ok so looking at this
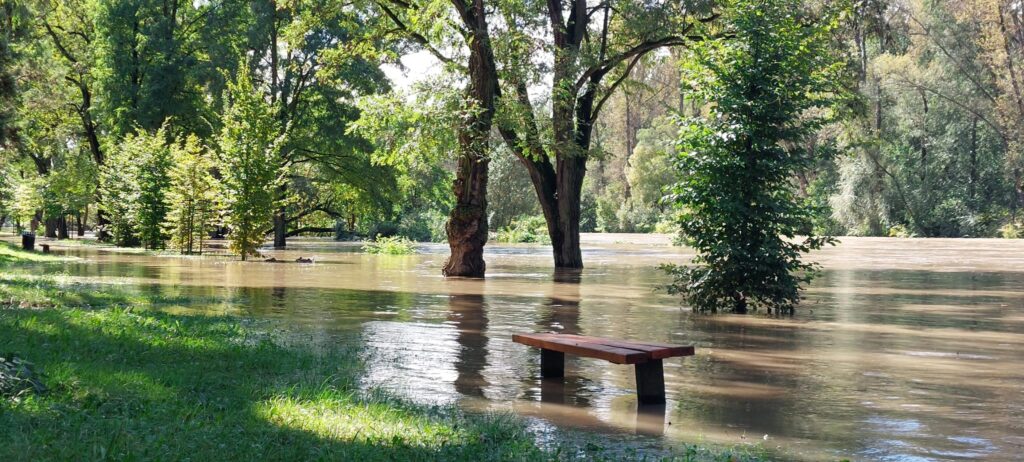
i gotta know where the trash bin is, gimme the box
[21,232,35,251]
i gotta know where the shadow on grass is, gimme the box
[0,307,546,461]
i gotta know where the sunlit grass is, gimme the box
[0,241,69,264]
[0,306,552,460]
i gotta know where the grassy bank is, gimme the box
[0,241,69,264]
[1,255,766,461]
[1,307,552,460]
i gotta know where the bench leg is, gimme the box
[540,349,564,378]
[635,359,665,405]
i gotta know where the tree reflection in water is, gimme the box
[448,293,489,398]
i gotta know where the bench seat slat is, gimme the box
[512,334,649,364]
[545,334,695,359]
[512,333,694,364]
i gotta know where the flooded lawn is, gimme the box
[7,235,1024,460]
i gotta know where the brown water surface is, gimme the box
[8,235,1024,460]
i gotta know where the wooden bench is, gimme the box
[513,333,694,405]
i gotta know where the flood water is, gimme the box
[7,235,1024,461]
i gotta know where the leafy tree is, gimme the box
[165,134,220,254]
[135,127,173,249]
[663,0,847,314]
[0,0,26,146]
[242,0,389,249]
[100,132,149,246]
[218,72,283,261]
[41,152,97,238]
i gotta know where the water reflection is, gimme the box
[7,236,1024,460]
[449,293,489,398]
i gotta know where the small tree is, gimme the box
[136,127,173,249]
[663,0,847,314]
[218,72,283,261]
[100,135,143,246]
[165,134,220,254]
[100,128,171,248]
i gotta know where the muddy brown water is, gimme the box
[6,235,1024,460]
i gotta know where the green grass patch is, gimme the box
[362,235,417,255]
[0,307,554,461]
[0,242,68,264]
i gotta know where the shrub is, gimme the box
[362,235,416,255]
[664,0,845,314]
[1000,222,1022,239]
[495,215,550,244]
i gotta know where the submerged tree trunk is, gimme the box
[442,0,498,278]
[443,154,490,277]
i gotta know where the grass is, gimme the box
[362,235,417,255]
[0,268,767,460]
[0,242,69,264]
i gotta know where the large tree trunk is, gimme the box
[57,216,69,239]
[273,205,286,249]
[554,156,586,268]
[442,0,498,278]
[443,132,491,277]
[44,217,57,238]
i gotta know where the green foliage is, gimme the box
[495,215,550,244]
[627,117,678,211]
[41,154,96,224]
[362,235,416,255]
[100,133,144,246]
[10,175,42,227]
[665,0,846,314]
[887,224,915,238]
[999,222,1022,239]
[135,128,173,249]
[99,128,172,248]
[218,72,283,261]
[488,150,540,230]
[94,0,210,136]
[165,134,221,254]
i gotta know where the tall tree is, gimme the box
[664,0,846,313]
[245,0,388,250]
[165,134,220,254]
[218,71,285,261]
[134,127,173,249]
[372,0,500,276]
[494,0,716,268]
[39,0,110,235]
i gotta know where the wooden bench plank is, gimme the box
[512,333,650,364]
[545,334,695,359]
[515,332,694,405]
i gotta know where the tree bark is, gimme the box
[273,205,286,248]
[442,0,498,278]
[57,216,69,239]
[44,217,57,238]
